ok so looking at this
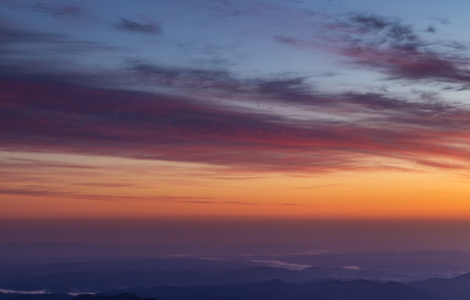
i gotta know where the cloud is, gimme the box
[1,13,470,174]
[127,60,457,119]
[129,60,237,90]
[116,18,162,34]
[0,27,64,45]
[1,157,98,170]
[326,13,470,87]
[127,60,331,108]
[344,46,470,85]
[0,25,119,63]
[74,182,137,188]
[342,265,360,271]
[251,259,311,270]
[0,186,209,202]
[2,74,470,173]
[274,35,309,47]
[333,13,420,48]
[0,185,270,205]
[0,188,63,197]
[275,12,470,88]
[32,2,85,19]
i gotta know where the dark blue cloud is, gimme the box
[116,18,162,34]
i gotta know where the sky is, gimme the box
[2,0,470,250]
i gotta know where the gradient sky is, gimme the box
[2,0,470,249]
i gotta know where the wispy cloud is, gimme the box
[74,182,137,188]
[1,7,470,175]
[116,18,162,34]
[324,13,470,88]
[0,185,283,206]
[31,2,85,19]
[1,157,99,170]
[2,72,470,173]
[0,26,119,65]
[0,186,209,202]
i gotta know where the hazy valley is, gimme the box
[2,244,470,300]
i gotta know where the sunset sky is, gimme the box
[2,0,470,249]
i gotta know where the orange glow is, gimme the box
[1,151,470,221]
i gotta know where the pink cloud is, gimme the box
[2,78,470,173]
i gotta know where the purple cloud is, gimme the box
[1,74,470,173]
[327,13,470,87]
[1,10,470,174]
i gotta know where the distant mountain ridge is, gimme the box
[2,252,470,300]
[0,265,407,291]
[3,251,470,292]
[0,293,156,300]
[7,274,470,300]
[120,280,436,300]
[0,281,437,300]
[411,272,470,300]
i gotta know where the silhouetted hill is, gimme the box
[0,293,70,300]
[0,280,442,300]
[2,253,470,297]
[275,251,470,277]
[122,280,436,300]
[0,259,262,292]
[3,250,470,293]
[0,266,397,292]
[0,258,260,276]
[412,272,470,300]
[73,293,156,300]
[0,293,155,300]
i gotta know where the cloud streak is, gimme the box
[116,18,162,34]
[0,185,294,206]
[32,2,85,19]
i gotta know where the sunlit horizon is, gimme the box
[2,0,470,252]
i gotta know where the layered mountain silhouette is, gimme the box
[411,272,470,300]
[0,265,394,291]
[119,280,436,300]
[2,253,470,300]
[0,282,436,300]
